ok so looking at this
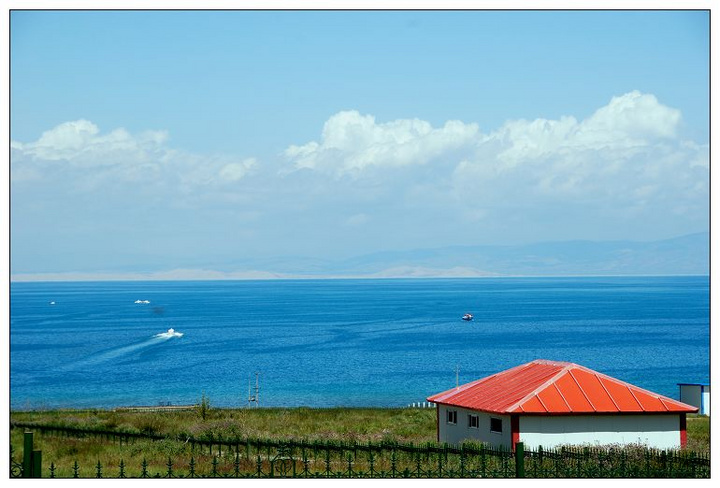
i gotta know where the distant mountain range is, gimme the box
[325,232,710,278]
[11,232,709,281]
[217,232,709,279]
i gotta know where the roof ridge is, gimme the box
[505,361,573,412]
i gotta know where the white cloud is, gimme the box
[218,158,257,182]
[488,91,684,170]
[281,92,706,235]
[11,120,258,192]
[11,92,707,257]
[15,119,100,160]
[577,91,681,143]
[491,116,579,169]
[284,110,480,176]
[13,119,169,166]
[286,91,689,181]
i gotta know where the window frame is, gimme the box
[468,414,479,429]
[446,410,458,425]
[490,417,503,434]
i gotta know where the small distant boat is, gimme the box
[49,301,56,305]
[462,313,473,321]
[134,300,151,304]
[164,328,184,338]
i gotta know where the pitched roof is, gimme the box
[427,360,698,415]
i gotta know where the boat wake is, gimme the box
[154,328,184,339]
[66,329,183,369]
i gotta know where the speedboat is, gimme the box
[134,300,151,304]
[155,327,183,338]
[462,313,473,321]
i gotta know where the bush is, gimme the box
[197,393,211,421]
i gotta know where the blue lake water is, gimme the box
[9,276,709,410]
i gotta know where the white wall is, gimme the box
[519,414,682,450]
[437,405,512,448]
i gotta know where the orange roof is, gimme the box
[427,360,698,415]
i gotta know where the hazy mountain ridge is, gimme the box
[10,233,709,281]
[342,232,709,277]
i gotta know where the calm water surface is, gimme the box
[10,276,709,409]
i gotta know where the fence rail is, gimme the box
[10,423,710,478]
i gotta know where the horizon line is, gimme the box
[9,271,710,284]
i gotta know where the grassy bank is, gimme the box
[11,407,439,477]
[11,406,438,444]
[10,407,710,477]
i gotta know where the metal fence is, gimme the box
[10,425,710,478]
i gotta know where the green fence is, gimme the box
[10,424,710,478]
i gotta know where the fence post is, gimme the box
[22,432,35,478]
[22,432,32,477]
[32,450,42,478]
[514,442,525,478]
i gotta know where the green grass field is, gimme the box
[10,406,710,478]
[12,406,438,443]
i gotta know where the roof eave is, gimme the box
[429,402,696,416]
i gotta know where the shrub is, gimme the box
[197,393,211,421]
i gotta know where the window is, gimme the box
[446,410,457,424]
[468,414,479,429]
[490,417,503,433]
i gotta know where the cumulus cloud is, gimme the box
[284,110,480,176]
[285,91,687,178]
[577,91,681,143]
[11,120,257,191]
[470,91,692,192]
[12,119,169,166]
[11,91,707,246]
[487,92,686,175]
[283,91,706,231]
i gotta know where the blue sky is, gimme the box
[9,9,710,278]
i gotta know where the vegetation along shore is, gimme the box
[10,405,710,478]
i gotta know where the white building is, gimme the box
[427,360,697,450]
[678,383,710,416]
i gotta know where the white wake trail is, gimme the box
[66,330,182,369]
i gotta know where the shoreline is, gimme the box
[10,405,421,413]
[9,273,710,283]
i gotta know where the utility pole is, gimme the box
[254,371,260,407]
[248,371,260,408]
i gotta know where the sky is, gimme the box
[7,8,711,278]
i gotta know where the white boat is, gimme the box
[134,300,151,304]
[462,313,473,321]
[162,328,183,338]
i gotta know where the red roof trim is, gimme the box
[568,369,597,412]
[658,397,671,411]
[625,384,647,411]
[535,393,550,413]
[553,382,572,412]
[596,376,621,411]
